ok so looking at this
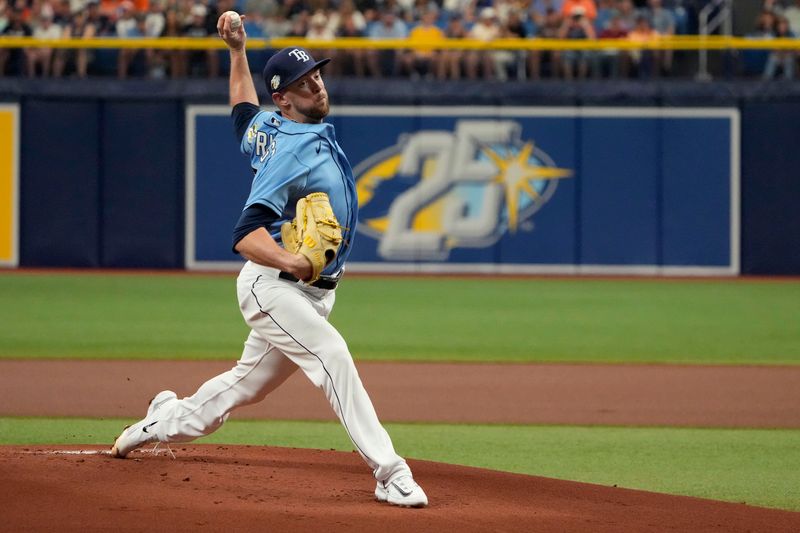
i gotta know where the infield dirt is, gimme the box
[3,445,800,532]
[2,360,800,427]
[2,360,800,531]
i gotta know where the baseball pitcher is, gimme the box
[110,11,428,508]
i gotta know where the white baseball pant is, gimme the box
[150,260,411,483]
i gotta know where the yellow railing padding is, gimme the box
[0,35,799,51]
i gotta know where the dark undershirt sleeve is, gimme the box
[231,203,280,254]
[232,102,261,142]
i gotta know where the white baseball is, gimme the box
[228,11,241,30]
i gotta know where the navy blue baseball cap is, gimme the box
[263,47,331,95]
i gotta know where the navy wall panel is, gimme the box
[102,101,183,267]
[661,118,732,266]
[579,117,660,265]
[740,103,800,274]
[20,100,101,267]
[193,114,251,262]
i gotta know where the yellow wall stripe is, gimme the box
[0,105,19,266]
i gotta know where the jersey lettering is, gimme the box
[255,131,277,162]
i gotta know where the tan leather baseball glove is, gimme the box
[281,192,343,283]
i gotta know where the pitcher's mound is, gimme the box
[1,445,797,532]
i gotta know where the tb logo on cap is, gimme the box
[288,49,310,62]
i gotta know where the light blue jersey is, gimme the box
[240,110,358,276]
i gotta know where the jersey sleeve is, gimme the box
[239,109,268,156]
[232,103,261,145]
[231,202,279,254]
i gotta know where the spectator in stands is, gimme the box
[286,9,309,37]
[280,0,311,21]
[562,0,597,21]
[558,5,596,79]
[498,7,528,80]
[204,0,235,76]
[162,5,186,77]
[176,0,197,26]
[9,0,29,20]
[507,4,531,38]
[367,7,409,77]
[306,10,336,42]
[594,0,615,31]
[492,0,514,24]
[505,9,530,40]
[25,0,50,23]
[442,0,474,22]
[530,6,563,78]
[144,0,167,78]
[596,13,628,77]
[238,0,266,38]
[615,0,637,31]
[752,9,777,38]
[0,8,32,76]
[354,0,380,24]
[784,0,800,35]
[306,10,337,73]
[336,5,368,76]
[439,12,467,80]
[244,0,278,20]
[182,2,217,77]
[329,0,366,33]
[99,0,128,20]
[465,7,503,80]
[114,0,136,34]
[25,11,61,77]
[52,5,94,77]
[52,0,74,28]
[763,16,795,80]
[626,14,659,77]
[408,0,440,24]
[86,1,114,36]
[116,1,141,79]
[399,7,444,79]
[368,6,409,40]
[762,0,785,18]
[530,0,566,25]
[262,3,292,37]
[645,0,675,75]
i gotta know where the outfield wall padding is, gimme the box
[2,79,799,274]
[101,101,183,268]
[740,102,800,276]
[21,100,102,267]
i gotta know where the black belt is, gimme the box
[278,271,339,290]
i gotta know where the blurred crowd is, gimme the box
[0,0,795,80]
[748,0,799,80]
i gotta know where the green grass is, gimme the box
[2,417,799,512]
[1,273,799,364]
[0,274,249,359]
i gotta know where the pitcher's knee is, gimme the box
[321,340,354,370]
[303,341,355,388]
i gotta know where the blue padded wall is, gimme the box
[101,101,183,267]
[740,102,800,274]
[7,78,800,274]
[20,100,101,267]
